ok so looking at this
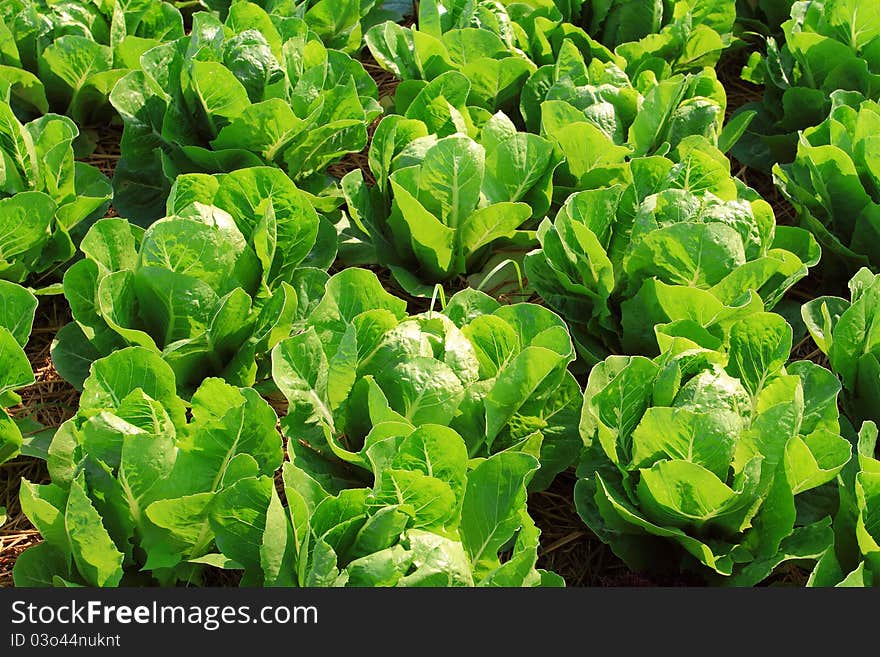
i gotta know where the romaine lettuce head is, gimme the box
[520,38,636,136]
[525,137,820,364]
[0,280,37,465]
[575,312,851,583]
[0,100,111,286]
[109,3,382,224]
[0,0,184,123]
[340,108,560,296]
[733,0,795,37]
[197,437,560,586]
[14,347,284,586]
[598,0,736,76]
[366,0,539,117]
[802,268,880,426]
[775,92,880,273]
[52,167,335,394]
[514,0,735,76]
[271,269,581,491]
[366,0,732,142]
[205,0,411,53]
[365,0,734,123]
[16,344,560,588]
[733,0,880,172]
[809,421,880,587]
[537,63,729,190]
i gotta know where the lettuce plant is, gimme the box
[0,0,184,123]
[838,421,880,586]
[511,0,736,77]
[733,0,880,171]
[518,38,634,135]
[209,0,413,53]
[365,0,734,120]
[201,440,560,586]
[524,137,819,364]
[271,268,581,491]
[802,268,880,427]
[366,0,538,116]
[0,100,112,286]
[531,46,731,171]
[0,280,37,465]
[774,92,880,271]
[109,3,382,224]
[734,0,796,37]
[14,347,284,586]
[575,312,852,584]
[340,105,559,295]
[809,421,880,586]
[52,167,334,394]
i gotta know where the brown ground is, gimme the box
[1,296,77,587]
[84,124,123,180]
[531,472,655,586]
[0,42,828,589]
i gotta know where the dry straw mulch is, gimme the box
[83,124,123,180]
[1,296,77,587]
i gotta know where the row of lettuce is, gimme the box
[9,0,878,280]
[0,0,878,586]
[7,1,877,294]
[733,0,880,273]
[0,0,848,293]
[4,260,880,586]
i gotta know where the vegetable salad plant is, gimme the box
[212,0,414,53]
[810,421,880,586]
[0,280,37,465]
[575,312,852,584]
[518,38,634,136]
[733,0,880,171]
[0,0,185,124]
[366,0,539,117]
[525,136,819,364]
[802,268,880,428]
[340,107,560,295]
[109,3,382,223]
[774,91,880,271]
[16,344,558,587]
[366,0,735,120]
[14,347,285,586]
[0,99,111,287]
[52,167,334,394]
[734,0,796,37]
[511,0,737,77]
[203,438,559,586]
[533,49,737,184]
[271,268,581,492]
